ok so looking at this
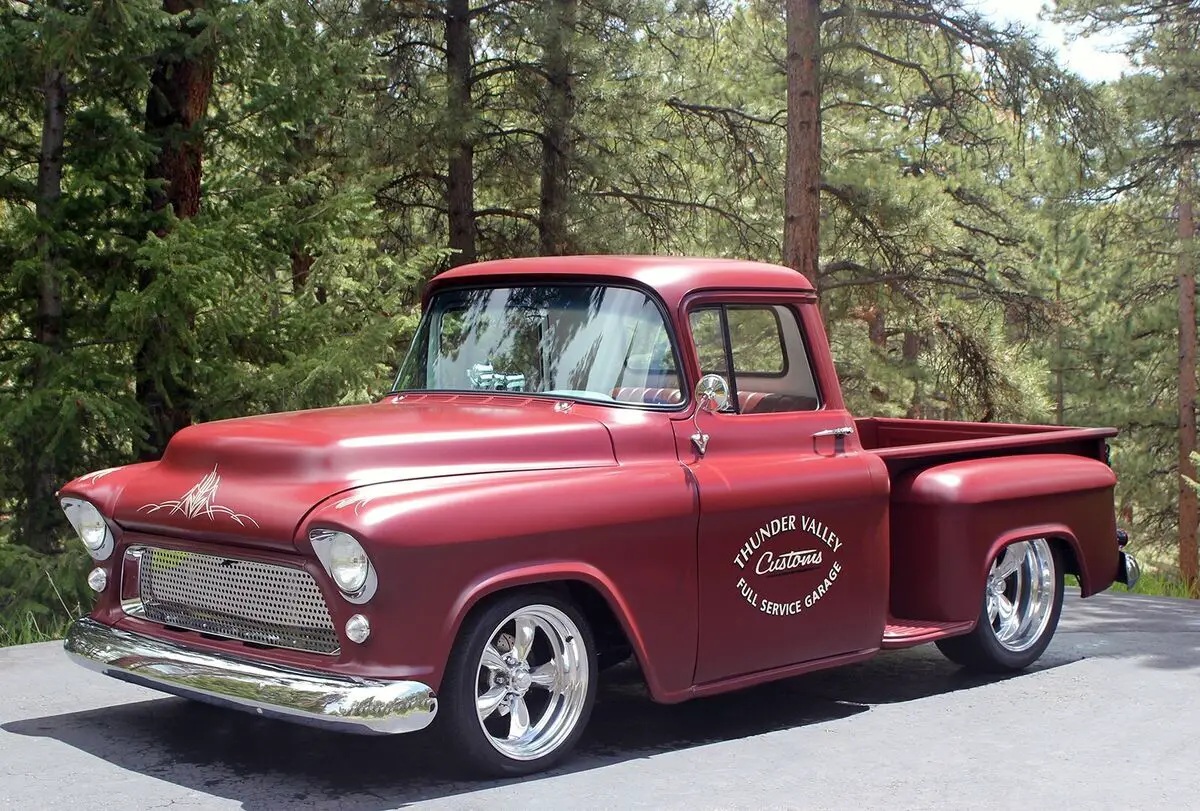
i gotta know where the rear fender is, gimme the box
[889,453,1119,622]
[984,524,1090,594]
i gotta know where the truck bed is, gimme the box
[855,417,1117,475]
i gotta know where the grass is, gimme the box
[0,611,73,647]
[1105,570,1193,598]
[1069,568,1193,598]
[0,526,93,648]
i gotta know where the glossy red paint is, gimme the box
[60,256,1128,713]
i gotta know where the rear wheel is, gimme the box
[936,538,1064,672]
[436,591,596,777]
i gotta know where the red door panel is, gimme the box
[676,412,890,685]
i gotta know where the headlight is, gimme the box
[61,498,114,561]
[330,533,369,593]
[310,530,376,602]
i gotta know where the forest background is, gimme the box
[1,0,1197,644]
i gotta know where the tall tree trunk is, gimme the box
[136,0,215,459]
[1055,278,1065,425]
[903,330,923,418]
[291,249,324,302]
[538,0,576,256]
[1178,159,1199,593]
[288,127,326,303]
[20,61,68,551]
[446,0,475,266]
[1053,218,1065,425]
[783,0,821,292]
[144,0,213,222]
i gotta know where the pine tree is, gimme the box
[1055,0,1200,589]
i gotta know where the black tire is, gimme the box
[936,540,1065,673]
[598,644,633,672]
[435,589,598,777]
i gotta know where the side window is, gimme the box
[687,303,820,414]
[727,307,786,375]
[689,308,728,377]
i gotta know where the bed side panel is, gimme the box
[888,453,1119,622]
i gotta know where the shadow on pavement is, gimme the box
[4,646,1045,810]
[1056,590,1200,672]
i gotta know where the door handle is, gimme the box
[813,425,853,454]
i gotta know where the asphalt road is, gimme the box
[2,590,1196,810]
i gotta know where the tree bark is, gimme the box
[783,0,821,292]
[20,61,68,551]
[538,0,576,256]
[288,127,326,303]
[291,248,325,304]
[903,330,923,418]
[446,0,475,266]
[1053,218,1065,425]
[144,0,214,222]
[1178,159,1199,592]
[136,0,215,459]
[1055,278,1065,425]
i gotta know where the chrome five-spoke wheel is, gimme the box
[475,605,590,761]
[438,591,597,776]
[984,539,1056,652]
[937,537,1065,672]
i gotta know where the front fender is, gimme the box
[889,453,1119,622]
[301,463,698,699]
[442,560,670,696]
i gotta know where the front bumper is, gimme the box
[64,618,437,735]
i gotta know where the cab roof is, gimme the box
[425,256,815,310]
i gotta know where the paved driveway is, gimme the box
[2,590,1196,810]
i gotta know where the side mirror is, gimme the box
[690,374,728,456]
[696,374,730,414]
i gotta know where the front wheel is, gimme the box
[436,591,597,777]
[936,538,1064,672]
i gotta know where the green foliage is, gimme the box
[1186,452,1200,498]
[1068,571,1193,599]
[1,0,1198,643]
[0,540,94,646]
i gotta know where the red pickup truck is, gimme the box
[61,256,1138,776]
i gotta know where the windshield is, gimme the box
[394,284,684,406]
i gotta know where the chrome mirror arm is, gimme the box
[690,405,710,455]
[690,374,730,456]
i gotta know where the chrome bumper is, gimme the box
[64,618,437,735]
[1116,551,1141,590]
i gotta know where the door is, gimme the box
[675,298,890,685]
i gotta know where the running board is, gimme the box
[882,618,974,649]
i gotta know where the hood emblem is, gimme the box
[139,465,260,528]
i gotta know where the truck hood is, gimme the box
[109,399,616,550]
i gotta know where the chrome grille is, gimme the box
[128,546,339,655]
